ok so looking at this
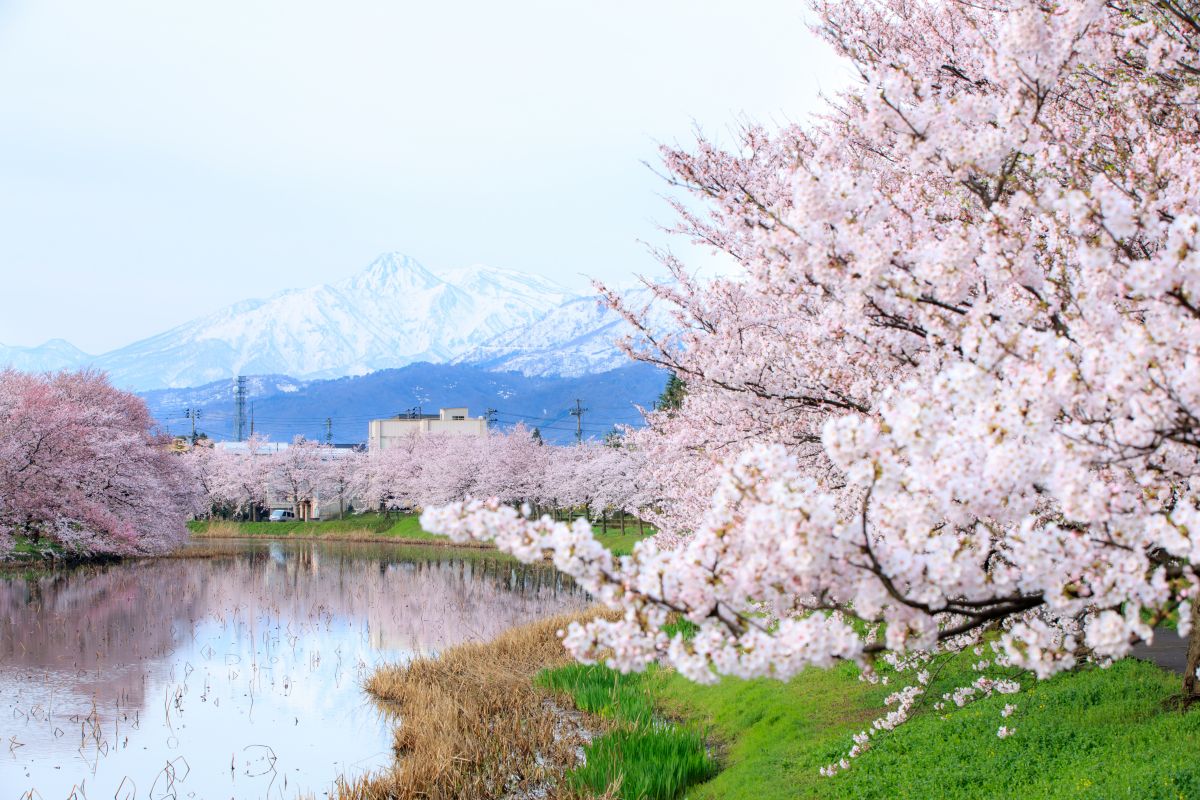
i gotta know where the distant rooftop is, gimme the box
[390,406,475,421]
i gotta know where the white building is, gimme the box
[368,406,488,451]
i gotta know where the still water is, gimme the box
[0,540,586,799]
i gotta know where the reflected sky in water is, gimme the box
[0,540,586,799]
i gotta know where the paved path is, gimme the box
[1131,637,1190,675]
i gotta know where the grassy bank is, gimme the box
[357,607,1200,800]
[190,512,653,554]
[0,536,122,572]
[538,647,1200,800]
[189,512,465,545]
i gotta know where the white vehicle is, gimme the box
[268,509,296,522]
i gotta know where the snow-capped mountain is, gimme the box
[0,339,93,373]
[458,286,674,377]
[84,253,577,389]
[3,253,672,389]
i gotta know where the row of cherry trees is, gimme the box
[417,0,1200,767]
[0,370,196,556]
[0,366,650,551]
[184,425,651,526]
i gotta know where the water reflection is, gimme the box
[0,540,585,799]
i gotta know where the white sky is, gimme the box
[0,0,849,353]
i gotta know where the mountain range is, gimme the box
[1,253,657,390]
[139,362,667,446]
[4,253,673,441]
[4,251,628,388]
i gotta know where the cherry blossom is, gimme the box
[418,0,1200,769]
[0,370,196,556]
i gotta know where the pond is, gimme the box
[0,539,587,799]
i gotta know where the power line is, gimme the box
[569,399,588,444]
[183,408,202,445]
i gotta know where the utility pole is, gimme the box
[234,376,248,441]
[569,399,588,444]
[325,417,333,445]
[250,402,255,437]
[184,408,202,446]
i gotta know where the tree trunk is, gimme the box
[1184,591,1200,699]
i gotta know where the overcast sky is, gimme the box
[0,0,848,353]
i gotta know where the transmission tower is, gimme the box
[235,376,248,441]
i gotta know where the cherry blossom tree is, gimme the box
[585,440,646,531]
[320,447,366,519]
[478,424,550,507]
[360,435,421,514]
[182,439,226,518]
[272,436,329,520]
[420,0,1200,767]
[0,370,196,556]
[346,426,645,525]
[217,435,275,520]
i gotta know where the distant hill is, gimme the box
[0,339,93,373]
[141,361,667,446]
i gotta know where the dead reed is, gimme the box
[336,609,619,800]
[189,520,247,538]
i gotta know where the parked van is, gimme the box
[268,509,296,522]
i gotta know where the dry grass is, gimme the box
[336,609,619,800]
[190,520,253,538]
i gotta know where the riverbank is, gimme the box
[189,513,652,555]
[334,610,616,799]
[349,612,1200,800]
[0,537,122,574]
[188,512,461,544]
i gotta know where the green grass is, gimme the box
[643,654,1200,800]
[829,659,1200,800]
[536,663,716,799]
[592,529,653,557]
[379,514,450,542]
[9,535,68,557]
[572,725,713,800]
[191,513,646,553]
[535,612,1200,799]
[189,512,446,542]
